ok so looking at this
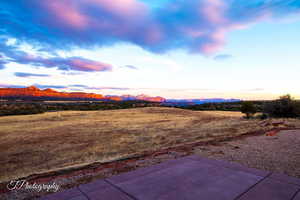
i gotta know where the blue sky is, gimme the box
[0,0,300,100]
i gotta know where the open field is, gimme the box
[1,107,300,183]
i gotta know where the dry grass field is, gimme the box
[1,107,299,183]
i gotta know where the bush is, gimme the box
[241,101,257,119]
[263,95,300,118]
[259,113,268,120]
[255,113,268,120]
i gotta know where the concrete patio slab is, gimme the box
[269,173,300,186]
[67,196,88,200]
[104,157,191,185]
[187,154,271,177]
[293,191,300,200]
[39,187,87,200]
[237,178,299,200]
[82,185,133,200]
[78,179,112,193]
[78,179,133,200]
[108,160,263,200]
[39,155,300,200]
[107,157,202,185]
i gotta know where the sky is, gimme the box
[0,0,300,100]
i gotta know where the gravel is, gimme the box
[194,129,300,178]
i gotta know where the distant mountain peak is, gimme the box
[43,88,56,92]
[26,86,40,90]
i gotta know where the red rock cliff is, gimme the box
[0,86,105,100]
[0,86,166,102]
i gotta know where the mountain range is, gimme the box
[0,86,240,104]
[0,86,166,102]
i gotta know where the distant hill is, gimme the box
[0,86,166,102]
[106,94,166,103]
[163,98,241,106]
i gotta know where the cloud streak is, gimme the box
[214,54,233,61]
[0,40,113,72]
[67,84,131,90]
[1,0,299,54]
[33,84,67,89]
[0,84,24,88]
[0,60,6,69]
[14,72,50,77]
[122,65,139,70]
[13,55,113,72]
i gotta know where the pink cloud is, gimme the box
[46,1,88,29]
[44,0,148,31]
[4,51,113,72]
[4,0,299,55]
[24,0,238,54]
[201,0,228,25]
[87,0,148,18]
[67,57,112,72]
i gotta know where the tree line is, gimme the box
[241,95,300,119]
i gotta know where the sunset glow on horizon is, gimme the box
[1,0,300,100]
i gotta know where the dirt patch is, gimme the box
[0,107,249,183]
[194,129,300,178]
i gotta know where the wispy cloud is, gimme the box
[242,88,265,92]
[0,60,6,69]
[85,86,130,90]
[122,65,139,70]
[69,84,88,88]
[68,84,130,90]
[14,72,50,77]
[0,48,8,69]
[32,84,67,89]
[0,83,68,89]
[214,54,233,61]
[0,40,113,72]
[0,84,24,88]
[14,55,113,72]
[1,0,299,54]
[61,71,82,75]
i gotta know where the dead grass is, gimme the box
[0,107,299,183]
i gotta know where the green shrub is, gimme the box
[263,95,300,118]
[241,101,257,119]
[255,113,268,120]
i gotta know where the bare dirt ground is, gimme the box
[1,107,300,199]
